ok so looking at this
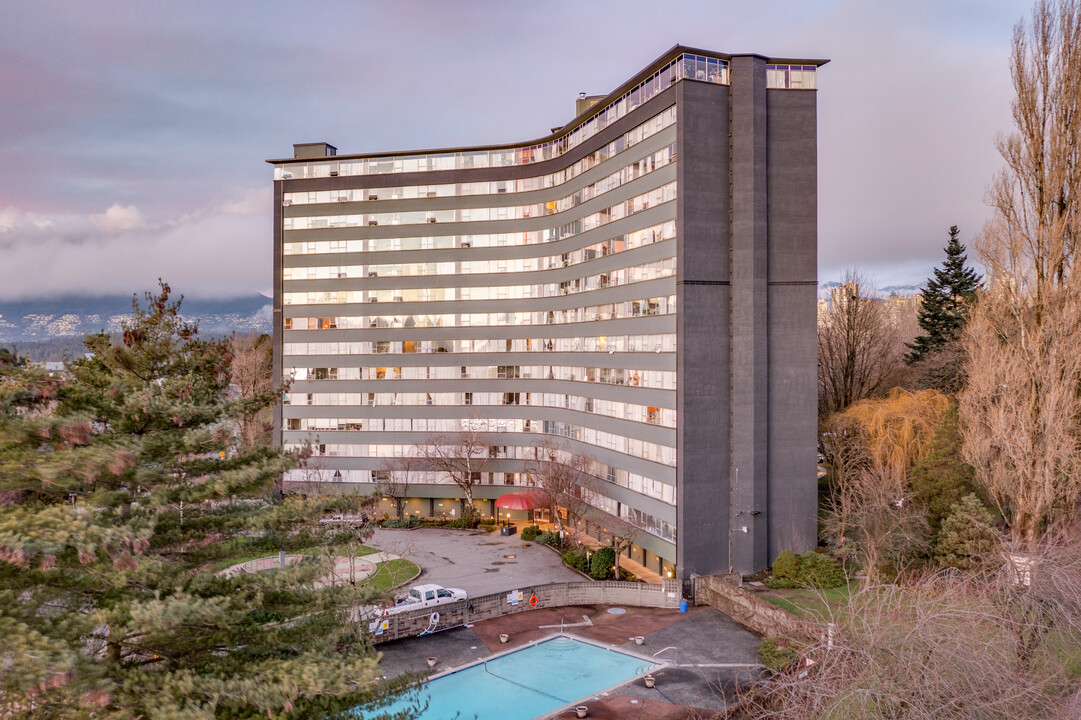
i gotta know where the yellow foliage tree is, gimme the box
[837,388,953,475]
[823,388,951,580]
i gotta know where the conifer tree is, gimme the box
[0,284,410,720]
[933,494,1001,571]
[909,403,980,532]
[906,226,982,363]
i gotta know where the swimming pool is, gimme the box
[367,635,658,720]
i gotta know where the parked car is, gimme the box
[320,513,367,529]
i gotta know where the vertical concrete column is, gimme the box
[728,55,770,573]
[675,80,731,579]
[766,91,820,560]
[272,180,284,450]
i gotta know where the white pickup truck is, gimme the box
[388,584,467,613]
[364,584,468,635]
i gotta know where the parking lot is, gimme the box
[368,526,583,597]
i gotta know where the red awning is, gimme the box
[494,489,551,511]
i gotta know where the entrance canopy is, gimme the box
[494,489,551,511]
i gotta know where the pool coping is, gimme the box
[421,631,670,719]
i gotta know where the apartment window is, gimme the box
[464,392,473,405]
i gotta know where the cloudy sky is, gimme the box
[0,0,1030,299]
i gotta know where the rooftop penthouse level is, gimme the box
[269,45,827,578]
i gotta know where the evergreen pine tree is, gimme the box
[933,494,1001,571]
[906,226,982,363]
[0,284,411,719]
[909,403,979,532]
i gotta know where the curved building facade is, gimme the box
[269,46,825,577]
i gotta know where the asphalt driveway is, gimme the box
[368,526,583,597]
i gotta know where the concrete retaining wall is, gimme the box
[693,574,816,641]
[369,579,681,644]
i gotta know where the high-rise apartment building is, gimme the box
[269,46,825,577]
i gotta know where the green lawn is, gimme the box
[362,559,420,592]
[760,581,855,620]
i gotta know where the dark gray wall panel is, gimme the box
[766,90,819,559]
[675,79,732,579]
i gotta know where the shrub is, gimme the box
[520,525,540,541]
[934,494,1001,571]
[562,548,590,573]
[772,550,800,580]
[759,636,798,672]
[535,531,558,546]
[591,547,616,579]
[765,550,845,589]
[383,516,421,529]
[796,551,846,588]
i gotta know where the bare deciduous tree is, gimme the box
[376,456,421,520]
[602,514,644,576]
[822,465,929,584]
[738,537,1081,720]
[415,430,490,521]
[817,271,907,416]
[228,333,274,450]
[525,439,596,535]
[960,283,1081,544]
[981,0,1080,303]
[961,0,1081,546]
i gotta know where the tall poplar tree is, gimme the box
[906,226,982,364]
[0,284,410,720]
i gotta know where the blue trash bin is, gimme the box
[679,599,688,613]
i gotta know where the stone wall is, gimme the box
[369,579,681,644]
[693,574,817,641]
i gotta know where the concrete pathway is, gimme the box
[569,530,666,584]
[218,550,406,589]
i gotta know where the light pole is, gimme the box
[728,468,737,573]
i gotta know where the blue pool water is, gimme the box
[365,636,657,720]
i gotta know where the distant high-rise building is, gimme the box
[268,46,827,577]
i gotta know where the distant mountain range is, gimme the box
[0,295,272,357]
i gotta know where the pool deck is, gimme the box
[374,603,762,718]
